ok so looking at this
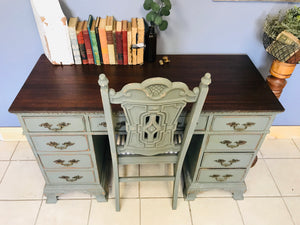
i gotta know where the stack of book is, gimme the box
[68,15,145,66]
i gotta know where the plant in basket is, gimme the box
[263,6,300,98]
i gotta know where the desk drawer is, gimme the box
[23,116,85,132]
[39,154,93,169]
[89,116,126,132]
[45,170,96,184]
[197,169,246,183]
[201,153,254,168]
[31,135,89,152]
[205,134,262,152]
[211,116,271,132]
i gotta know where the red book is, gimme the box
[76,21,88,64]
[122,20,128,65]
[82,21,94,64]
[115,21,123,65]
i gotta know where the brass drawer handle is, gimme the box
[220,140,247,148]
[115,121,126,130]
[99,121,125,130]
[54,159,80,167]
[47,141,75,150]
[39,122,71,131]
[210,174,233,182]
[214,159,240,167]
[59,175,83,182]
[226,122,255,131]
[99,122,107,127]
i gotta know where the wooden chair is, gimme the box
[98,73,211,211]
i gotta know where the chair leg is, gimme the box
[172,172,180,210]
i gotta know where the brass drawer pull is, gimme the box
[39,122,71,131]
[99,122,107,127]
[47,141,75,150]
[99,121,125,130]
[226,122,255,131]
[214,159,240,167]
[59,175,83,182]
[115,121,126,130]
[210,174,233,182]
[54,159,80,167]
[220,140,247,148]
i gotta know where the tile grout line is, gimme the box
[0,141,20,184]
[33,199,44,225]
[9,141,20,161]
[235,200,246,225]
[187,201,194,225]
[281,197,297,225]
[291,138,300,152]
[261,157,297,225]
[262,157,284,197]
[86,199,93,225]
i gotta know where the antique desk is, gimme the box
[9,54,284,203]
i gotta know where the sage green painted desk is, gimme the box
[9,54,284,203]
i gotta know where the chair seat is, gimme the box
[116,133,183,155]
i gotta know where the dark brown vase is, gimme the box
[144,26,157,62]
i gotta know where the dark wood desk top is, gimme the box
[9,54,284,113]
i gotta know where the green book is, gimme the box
[88,15,101,65]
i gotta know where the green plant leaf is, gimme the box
[159,20,168,30]
[163,0,172,10]
[146,11,157,22]
[151,2,160,13]
[143,0,152,10]
[154,15,163,25]
[160,7,170,16]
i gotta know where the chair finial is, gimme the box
[98,74,109,88]
[201,73,211,86]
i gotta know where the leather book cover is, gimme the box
[137,18,145,65]
[88,15,101,65]
[131,18,137,65]
[76,21,88,64]
[127,22,132,65]
[106,16,116,64]
[116,21,123,65]
[99,18,109,64]
[122,20,128,65]
[82,20,95,64]
[95,17,103,64]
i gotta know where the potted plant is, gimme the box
[143,0,172,62]
[263,6,300,98]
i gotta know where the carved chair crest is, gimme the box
[99,75,206,156]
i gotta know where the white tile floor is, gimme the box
[0,132,300,225]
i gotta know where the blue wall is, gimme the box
[1,0,299,127]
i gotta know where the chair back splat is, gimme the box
[98,73,211,211]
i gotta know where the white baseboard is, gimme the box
[0,126,299,141]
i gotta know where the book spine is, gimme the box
[116,31,123,65]
[137,18,145,65]
[106,30,116,64]
[83,29,95,64]
[77,31,88,64]
[99,28,109,64]
[122,30,128,65]
[95,27,103,64]
[90,30,101,65]
[69,27,82,64]
[127,23,132,65]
